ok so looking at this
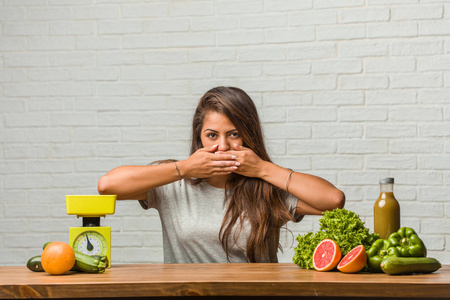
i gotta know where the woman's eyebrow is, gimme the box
[204,129,237,133]
[203,129,218,133]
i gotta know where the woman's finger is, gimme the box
[232,144,240,151]
[212,152,237,161]
[205,144,219,152]
[214,161,239,168]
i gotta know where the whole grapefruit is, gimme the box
[41,241,75,275]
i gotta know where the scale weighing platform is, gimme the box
[66,195,116,268]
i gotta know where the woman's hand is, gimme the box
[178,145,239,179]
[220,144,267,178]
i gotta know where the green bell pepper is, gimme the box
[367,239,400,273]
[388,227,427,257]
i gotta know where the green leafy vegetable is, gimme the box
[293,208,379,269]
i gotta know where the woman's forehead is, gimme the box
[202,112,235,130]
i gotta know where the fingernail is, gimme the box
[232,166,238,170]
[231,155,237,159]
[235,162,241,166]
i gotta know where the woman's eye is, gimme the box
[230,132,239,138]
[207,133,217,139]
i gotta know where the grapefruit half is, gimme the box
[312,239,341,271]
[337,244,367,273]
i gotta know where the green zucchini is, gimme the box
[91,255,109,268]
[42,241,52,250]
[72,251,107,273]
[380,256,441,275]
[26,255,44,272]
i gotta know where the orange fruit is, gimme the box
[312,239,341,271]
[337,245,367,273]
[41,241,75,275]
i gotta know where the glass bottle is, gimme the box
[374,177,400,240]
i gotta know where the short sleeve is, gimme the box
[138,161,171,210]
[138,187,162,210]
[286,193,304,222]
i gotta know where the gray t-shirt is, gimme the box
[139,179,302,263]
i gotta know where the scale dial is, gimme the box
[73,230,108,256]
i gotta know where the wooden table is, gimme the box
[1,264,449,299]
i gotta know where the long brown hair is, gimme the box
[189,86,295,262]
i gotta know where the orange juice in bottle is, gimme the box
[374,177,400,239]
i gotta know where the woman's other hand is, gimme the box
[219,144,267,178]
[178,144,239,179]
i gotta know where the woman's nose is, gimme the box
[217,137,230,151]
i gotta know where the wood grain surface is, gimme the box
[1,263,449,299]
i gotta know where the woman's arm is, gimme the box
[259,162,345,215]
[97,144,238,200]
[226,145,345,215]
[97,163,180,200]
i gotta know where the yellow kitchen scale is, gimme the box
[66,195,116,268]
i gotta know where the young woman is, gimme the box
[97,86,345,263]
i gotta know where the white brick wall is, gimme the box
[1,0,449,266]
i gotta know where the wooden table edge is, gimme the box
[1,264,449,299]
